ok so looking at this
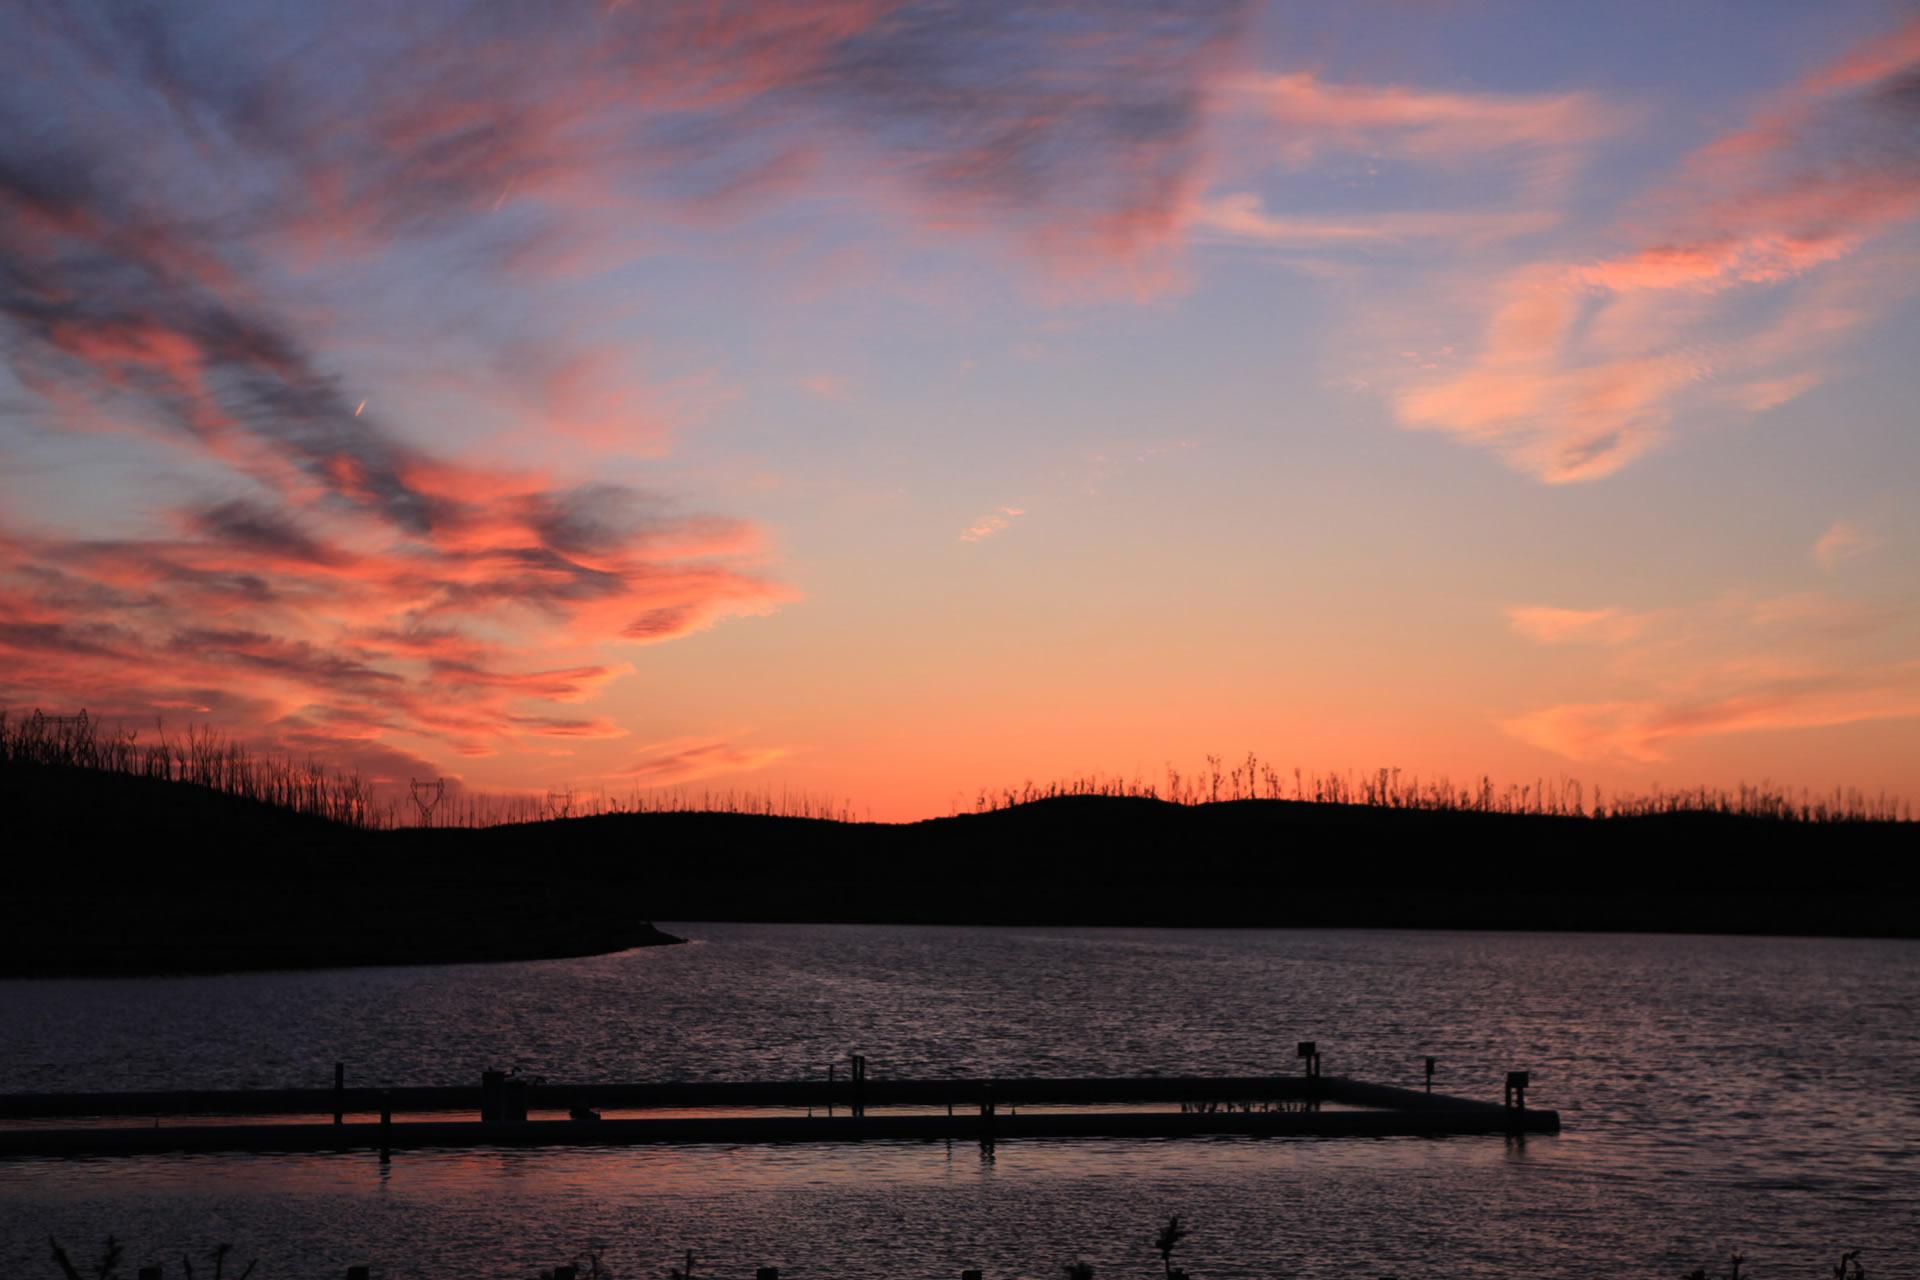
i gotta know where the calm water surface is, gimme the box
[1,925,1915,1277]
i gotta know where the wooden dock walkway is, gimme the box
[0,1068,1559,1157]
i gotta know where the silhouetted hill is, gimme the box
[2,763,680,977]
[434,793,1916,937]
[6,769,1916,976]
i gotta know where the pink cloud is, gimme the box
[0,458,789,775]
[1386,17,1920,481]
[800,372,852,400]
[1231,73,1617,159]
[1813,520,1878,572]
[0,2,1265,793]
[1192,193,1559,249]
[959,506,1027,543]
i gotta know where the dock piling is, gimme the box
[333,1061,344,1126]
[1425,1056,1436,1093]
[1296,1041,1321,1079]
[1504,1070,1530,1111]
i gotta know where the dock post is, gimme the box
[380,1090,392,1163]
[1297,1041,1320,1079]
[756,1269,780,1280]
[347,1268,370,1280]
[334,1061,344,1125]
[850,1053,867,1118]
[827,1063,834,1117]
[1504,1070,1529,1113]
[1425,1057,1436,1093]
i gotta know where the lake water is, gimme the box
[1,925,1915,1278]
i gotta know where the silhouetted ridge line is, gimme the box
[5,709,1910,828]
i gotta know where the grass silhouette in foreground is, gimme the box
[41,1227,1873,1279]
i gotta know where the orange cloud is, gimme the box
[959,506,1026,543]
[0,461,788,774]
[1501,588,1920,762]
[1505,605,1648,646]
[1505,669,1920,763]
[615,739,791,786]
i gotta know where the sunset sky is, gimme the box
[3,0,1917,819]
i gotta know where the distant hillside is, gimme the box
[5,766,1916,976]
[2,763,680,977]
[432,793,1920,937]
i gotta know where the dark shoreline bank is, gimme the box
[5,763,1915,977]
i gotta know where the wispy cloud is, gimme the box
[1390,15,1920,481]
[1229,72,1618,165]
[1192,193,1559,250]
[0,0,1257,775]
[1194,72,1617,262]
[799,372,852,400]
[616,739,790,786]
[1501,590,1919,761]
[1813,520,1878,572]
[1504,668,1920,763]
[960,506,1026,542]
[1504,605,1648,646]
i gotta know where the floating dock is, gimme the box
[0,1058,1559,1158]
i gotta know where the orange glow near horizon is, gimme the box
[1,5,1917,822]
